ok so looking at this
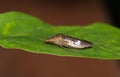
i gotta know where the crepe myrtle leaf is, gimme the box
[0,11,120,60]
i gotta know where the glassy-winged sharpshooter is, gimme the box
[45,34,92,49]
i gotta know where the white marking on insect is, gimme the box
[64,39,81,48]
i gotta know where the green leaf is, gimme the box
[0,11,120,60]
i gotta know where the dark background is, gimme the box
[0,0,119,77]
[105,0,120,28]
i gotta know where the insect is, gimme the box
[45,34,93,49]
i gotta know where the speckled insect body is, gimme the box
[45,34,93,49]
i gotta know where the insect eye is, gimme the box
[45,38,51,43]
[45,39,49,43]
[45,38,54,43]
